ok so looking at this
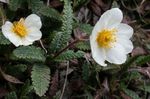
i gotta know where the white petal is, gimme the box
[90,36,107,66]
[26,27,42,42]
[106,43,127,64]
[2,21,22,47]
[117,38,133,54]
[21,38,33,46]
[99,8,123,28]
[25,14,42,29]
[117,23,133,39]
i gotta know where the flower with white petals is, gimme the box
[90,8,133,66]
[2,14,42,47]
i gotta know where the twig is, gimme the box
[53,39,80,58]
[59,60,69,99]
[47,0,50,6]
[39,40,47,53]
[0,7,5,25]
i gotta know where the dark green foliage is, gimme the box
[82,63,90,82]
[75,41,90,51]
[55,50,85,62]
[135,55,150,65]
[31,64,50,96]
[122,88,141,99]
[9,0,23,11]
[19,80,33,99]
[50,0,73,52]
[73,0,90,11]
[13,46,46,62]
[120,55,150,73]
[79,24,93,35]
[138,85,150,93]
[5,64,27,77]
[27,0,44,13]
[5,91,18,99]
[39,7,61,20]
[27,0,61,21]
[120,56,140,73]
[0,32,11,45]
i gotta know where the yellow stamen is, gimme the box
[96,28,117,48]
[12,18,27,37]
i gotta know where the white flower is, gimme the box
[90,8,133,66]
[2,14,42,47]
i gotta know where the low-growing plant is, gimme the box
[0,0,150,99]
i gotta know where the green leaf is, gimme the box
[27,0,44,13]
[27,0,61,20]
[75,41,90,51]
[120,55,150,71]
[138,85,150,93]
[13,46,46,62]
[19,80,33,99]
[5,91,18,99]
[50,0,73,52]
[55,50,85,61]
[82,63,90,82]
[85,91,93,99]
[39,6,61,20]
[0,32,11,45]
[120,56,140,73]
[79,23,93,35]
[135,55,150,65]
[122,88,141,99]
[9,0,22,11]
[128,71,142,80]
[6,64,27,77]
[73,0,90,11]
[31,64,50,96]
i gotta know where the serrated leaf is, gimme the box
[0,32,11,45]
[73,0,90,11]
[122,88,141,99]
[79,23,93,35]
[55,50,85,62]
[39,6,61,20]
[122,71,142,81]
[27,0,43,13]
[50,31,64,52]
[50,0,73,52]
[27,0,61,21]
[75,41,90,50]
[13,46,46,62]
[31,64,50,96]
[5,91,17,99]
[9,0,22,11]
[135,55,150,65]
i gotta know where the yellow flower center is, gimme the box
[12,18,27,37]
[96,28,117,48]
